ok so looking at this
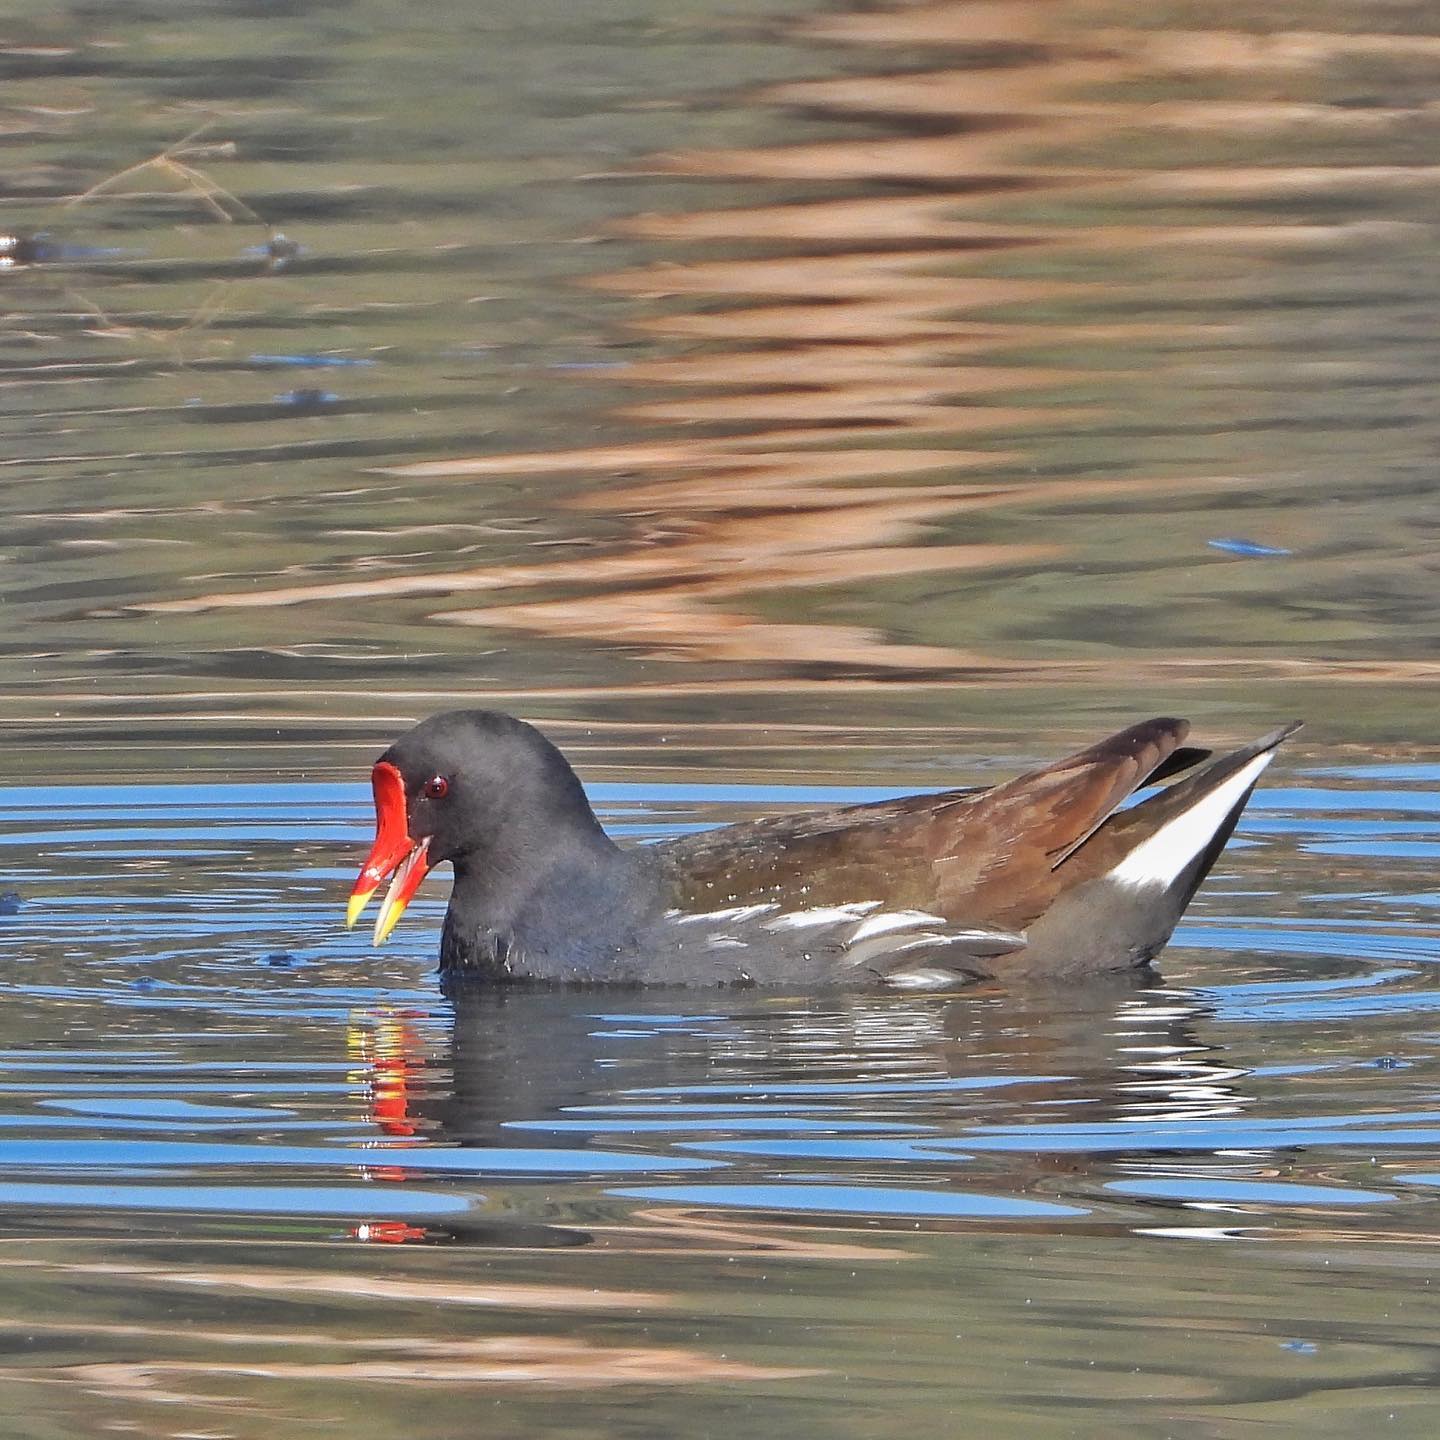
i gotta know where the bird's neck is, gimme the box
[440,825,655,982]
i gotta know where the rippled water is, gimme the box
[0,760,1438,1434]
[5,0,1440,753]
[4,0,1440,1431]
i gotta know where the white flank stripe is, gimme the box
[1109,750,1275,890]
[766,902,881,931]
[671,903,778,925]
[848,909,945,944]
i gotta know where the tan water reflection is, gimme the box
[57,1339,813,1406]
[101,0,1439,693]
[0,1255,666,1311]
[152,452,1231,666]
[4,1251,812,1408]
[62,1343,814,1404]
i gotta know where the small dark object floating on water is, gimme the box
[273,388,338,411]
[1,233,133,267]
[0,234,47,267]
[346,710,1300,988]
[262,232,301,270]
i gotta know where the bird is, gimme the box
[345,709,1300,989]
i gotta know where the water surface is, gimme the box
[4,0,1440,761]
[1,762,1439,1436]
[2,0,1440,1433]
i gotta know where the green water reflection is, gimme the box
[3,0,1440,775]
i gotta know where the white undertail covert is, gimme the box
[1109,750,1276,891]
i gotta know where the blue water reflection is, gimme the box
[0,741,1438,1440]
[0,1181,472,1216]
[611,1183,1087,1219]
[0,760,1436,1243]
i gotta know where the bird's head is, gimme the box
[346,709,598,943]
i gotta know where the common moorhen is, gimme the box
[346,710,1299,987]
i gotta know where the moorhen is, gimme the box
[346,710,1299,987]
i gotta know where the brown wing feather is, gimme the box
[926,716,1190,928]
[661,718,1192,929]
[1045,719,1300,888]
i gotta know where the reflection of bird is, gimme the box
[347,710,1299,988]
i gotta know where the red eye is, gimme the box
[421,775,449,800]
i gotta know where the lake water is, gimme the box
[2,0,1440,1433]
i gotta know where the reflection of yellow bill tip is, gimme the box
[346,888,376,930]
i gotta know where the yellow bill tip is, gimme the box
[368,837,431,947]
[372,894,408,947]
[346,887,376,930]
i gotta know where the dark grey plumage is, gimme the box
[360,710,1299,988]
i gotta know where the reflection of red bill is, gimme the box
[347,761,434,944]
[352,1221,429,1245]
